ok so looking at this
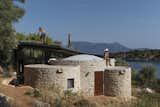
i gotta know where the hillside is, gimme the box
[111,49,160,62]
[72,41,130,55]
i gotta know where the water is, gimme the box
[127,61,160,78]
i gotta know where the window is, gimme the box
[67,78,74,89]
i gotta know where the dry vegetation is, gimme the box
[24,85,135,107]
[23,85,160,107]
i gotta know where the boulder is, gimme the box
[0,93,13,107]
[33,100,50,107]
[143,88,155,94]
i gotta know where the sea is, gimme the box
[127,61,160,78]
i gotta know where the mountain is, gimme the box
[72,41,130,55]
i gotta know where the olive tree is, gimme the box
[0,0,25,68]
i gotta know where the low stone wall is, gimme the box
[104,67,131,97]
[24,64,80,92]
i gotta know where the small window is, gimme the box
[67,78,74,89]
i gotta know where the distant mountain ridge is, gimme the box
[72,41,130,55]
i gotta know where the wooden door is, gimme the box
[94,71,103,96]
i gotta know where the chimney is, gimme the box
[104,48,109,60]
[67,33,72,48]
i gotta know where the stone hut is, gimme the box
[24,64,80,92]
[24,54,132,97]
[49,54,106,96]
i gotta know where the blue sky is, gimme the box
[15,0,160,49]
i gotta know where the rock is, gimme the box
[0,93,13,107]
[143,88,155,94]
[9,78,19,86]
[33,100,50,107]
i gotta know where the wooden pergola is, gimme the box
[14,41,82,84]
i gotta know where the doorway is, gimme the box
[94,71,104,96]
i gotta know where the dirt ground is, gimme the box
[0,75,36,107]
[87,95,136,107]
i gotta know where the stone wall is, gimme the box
[24,64,80,92]
[49,60,106,96]
[104,67,131,97]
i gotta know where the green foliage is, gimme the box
[24,88,42,98]
[112,49,160,62]
[64,90,78,97]
[131,69,139,86]
[155,79,160,92]
[131,64,159,91]
[16,33,26,40]
[0,0,25,68]
[2,65,15,77]
[138,64,156,87]
[16,33,61,45]
[14,0,26,3]
[134,93,160,107]
[26,33,41,42]
[115,59,129,66]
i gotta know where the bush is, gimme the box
[25,88,42,98]
[115,59,129,66]
[2,65,15,77]
[137,64,156,87]
[131,68,139,86]
[134,93,160,107]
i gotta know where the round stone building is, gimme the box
[104,67,131,97]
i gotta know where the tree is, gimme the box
[0,0,25,67]
[138,64,156,87]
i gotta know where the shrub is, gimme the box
[115,59,129,66]
[134,93,160,107]
[25,88,42,98]
[138,64,156,87]
[2,65,15,77]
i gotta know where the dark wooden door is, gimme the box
[94,71,103,96]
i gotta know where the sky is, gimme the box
[15,0,160,49]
